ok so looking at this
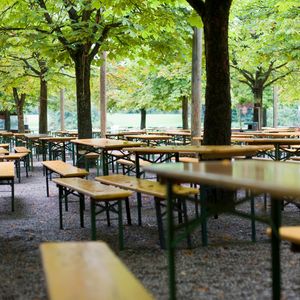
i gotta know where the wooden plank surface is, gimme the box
[267,226,300,245]
[71,138,143,149]
[41,160,88,177]
[0,162,14,178]
[95,175,198,198]
[52,177,132,200]
[144,160,300,200]
[40,242,154,300]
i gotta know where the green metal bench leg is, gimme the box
[200,185,208,246]
[58,186,63,229]
[250,192,256,242]
[91,200,96,240]
[118,200,124,250]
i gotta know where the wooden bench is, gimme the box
[0,143,9,150]
[52,177,132,249]
[116,158,151,175]
[267,226,300,252]
[40,241,154,300]
[0,152,29,183]
[14,146,31,153]
[95,174,199,248]
[41,160,89,197]
[0,162,15,211]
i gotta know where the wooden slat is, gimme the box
[52,177,132,200]
[0,153,28,160]
[41,160,88,177]
[14,146,31,153]
[267,226,300,245]
[0,162,14,178]
[40,242,154,300]
[95,175,198,198]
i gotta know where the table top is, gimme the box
[125,134,173,140]
[144,160,300,200]
[0,147,9,155]
[40,242,153,300]
[123,145,274,158]
[71,138,143,150]
[0,162,15,178]
[25,134,51,140]
[39,137,74,142]
[232,138,300,145]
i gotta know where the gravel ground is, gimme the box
[0,159,300,300]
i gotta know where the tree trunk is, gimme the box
[182,96,189,130]
[202,2,232,145]
[13,88,25,133]
[252,87,263,129]
[74,50,92,139]
[60,89,65,131]
[191,27,202,145]
[39,78,48,134]
[273,86,279,128]
[100,51,107,138]
[140,108,146,129]
[4,110,10,131]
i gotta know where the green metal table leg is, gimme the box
[200,185,208,246]
[166,180,176,300]
[271,197,282,300]
[250,192,256,242]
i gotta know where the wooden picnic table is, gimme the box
[231,137,300,160]
[144,160,300,300]
[123,145,274,177]
[125,134,173,146]
[39,136,74,161]
[0,161,15,211]
[71,138,143,175]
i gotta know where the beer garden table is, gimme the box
[231,138,300,160]
[71,138,143,175]
[0,161,15,211]
[144,160,300,300]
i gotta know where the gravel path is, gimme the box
[0,160,300,299]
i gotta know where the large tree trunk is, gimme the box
[4,110,10,131]
[60,89,65,131]
[191,27,202,145]
[182,96,189,130]
[252,87,263,129]
[273,86,279,128]
[202,2,232,145]
[74,51,92,139]
[39,78,48,134]
[100,51,107,138]
[13,88,25,133]
[140,108,146,129]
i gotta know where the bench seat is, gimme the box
[267,226,300,248]
[14,146,31,153]
[40,241,153,300]
[41,160,89,197]
[52,177,132,249]
[95,174,199,248]
[95,174,198,198]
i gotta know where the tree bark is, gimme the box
[100,51,107,138]
[13,88,25,133]
[4,110,10,131]
[191,27,202,145]
[74,50,92,139]
[273,86,279,128]
[202,1,232,145]
[39,77,48,134]
[140,108,146,129]
[182,96,189,130]
[60,89,65,131]
[252,87,263,129]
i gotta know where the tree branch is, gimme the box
[185,0,205,18]
[264,71,293,89]
[231,65,255,86]
[88,22,122,61]
[239,79,253,89]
